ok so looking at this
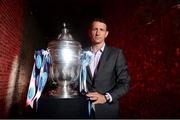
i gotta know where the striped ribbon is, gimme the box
[26,49,50,111]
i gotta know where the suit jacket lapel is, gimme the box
[95,45,110,78]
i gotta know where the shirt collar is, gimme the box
[91,43,105,53]
[100,43,105,52]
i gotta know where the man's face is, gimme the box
[89,21,109,45]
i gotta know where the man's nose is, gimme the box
[96,30,100,35]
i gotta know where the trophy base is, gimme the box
[56,80,79,98]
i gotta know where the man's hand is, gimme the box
[86,92,106,105]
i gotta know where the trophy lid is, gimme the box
[47,23,81,49]
[57,23,73,41]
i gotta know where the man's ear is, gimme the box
[105,31,109,38]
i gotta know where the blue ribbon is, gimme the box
[79,51,93,116]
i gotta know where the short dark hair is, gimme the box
[89,17,108,30]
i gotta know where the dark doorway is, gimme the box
[29,0,106,48]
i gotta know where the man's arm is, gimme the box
[108,49,130,103]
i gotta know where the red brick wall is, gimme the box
[0,0,24,117]
[0,0,46,117]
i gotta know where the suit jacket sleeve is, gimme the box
[108,49,130,103]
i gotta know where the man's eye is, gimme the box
[100,29,105,31]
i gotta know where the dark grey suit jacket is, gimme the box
[86,45,130,118]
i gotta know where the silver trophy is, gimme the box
[47,23,81,98]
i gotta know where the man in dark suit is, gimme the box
[86,18,130,118]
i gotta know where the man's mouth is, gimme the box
[95,37,101,39]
